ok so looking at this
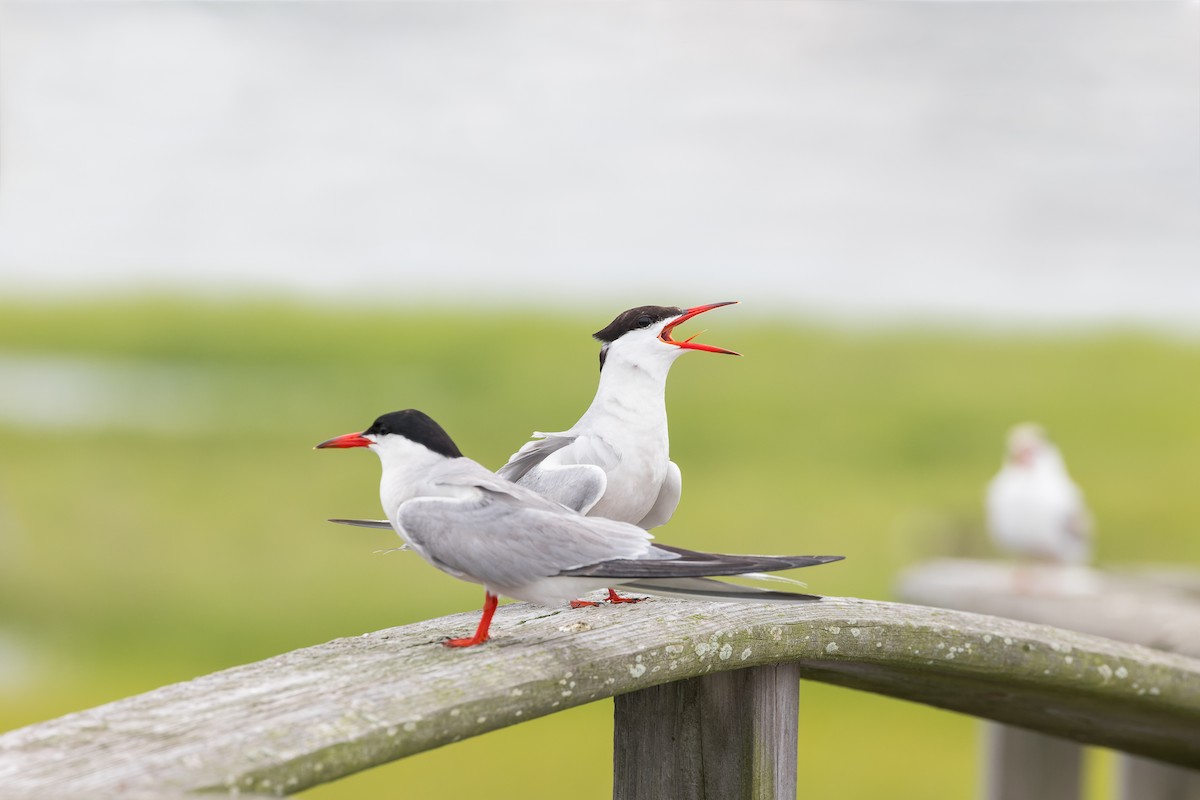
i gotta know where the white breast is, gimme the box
[986,464,1090,564]
[542,426,669,524]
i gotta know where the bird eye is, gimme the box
[636,315,653,328]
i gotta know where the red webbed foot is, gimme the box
[569,589,646,608]
[442,634,489,648]
[443,591,498,648]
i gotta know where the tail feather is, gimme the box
[329,518,393,530]
[560,549,843,579]
[738,571,809,588]
[619,576,821,602]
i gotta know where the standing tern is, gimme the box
[317,409,843,647]
[986,423,1093,566]
[333,302,740,607]
[499,301,738,525]
[497,301,739,605]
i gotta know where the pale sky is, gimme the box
[1,1,1197,327]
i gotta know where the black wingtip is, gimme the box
[769,554,846,569]
[561,550,844,579]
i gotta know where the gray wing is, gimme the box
[1065,484,1093,539]
[1060,485,1094,562]
[1067,507,1093,541]
[496,432,576,483]
[514,463,607,515]
[396,486,664,589]
[636,461,682,529]
[496,430,606,513]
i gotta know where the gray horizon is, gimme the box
[1,1,1197,329]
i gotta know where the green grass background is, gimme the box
[1,299,1197,797]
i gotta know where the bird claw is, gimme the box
[570,591,646,608]
[442,635,488,648]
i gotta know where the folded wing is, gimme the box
[496,432,577,483]
[396,483,666,589]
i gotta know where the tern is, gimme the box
[498,302,738,525]
[496,301,739,605]
[333,302,741,608]
[986,423,1092,566]
[317,409,843,647]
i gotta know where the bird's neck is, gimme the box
[375,443,455,518]
[578,356,674,434]
[1008,451,1071,484]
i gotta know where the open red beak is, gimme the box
[315,431,373,449]
[659,301,740,355]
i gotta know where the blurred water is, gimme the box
[0,1,1197,327]
[0,354,211,432]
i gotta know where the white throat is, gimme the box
[372,436,454,518]
[576,345,681,434]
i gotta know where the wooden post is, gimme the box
[981,723,1082,800]
[898,560,1200,800]
[1116,754,1200,800]
[612,663,800,800]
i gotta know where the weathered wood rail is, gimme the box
[898,560,1200,800]
[1,595,1198,798]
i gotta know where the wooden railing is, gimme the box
[898,560,1200,800]
[1,593,1198,798]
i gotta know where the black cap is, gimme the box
[592,305,683,343]
[363,410,463,459]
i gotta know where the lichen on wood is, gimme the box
[1,595,1197,796]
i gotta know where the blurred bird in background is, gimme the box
[985,423,1094,591]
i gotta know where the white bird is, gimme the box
[317,409,842,647]
[333,302,740,607]
[496,302,739,604]
[985,423,1092,566]
[499,302,737,524]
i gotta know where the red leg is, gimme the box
[443,592,498,648]
[605,588,645,605]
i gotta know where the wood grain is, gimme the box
[613,663,799,800]
[898,559,1200,797]
[1,595,1198,796]
[897,559,1200,657]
